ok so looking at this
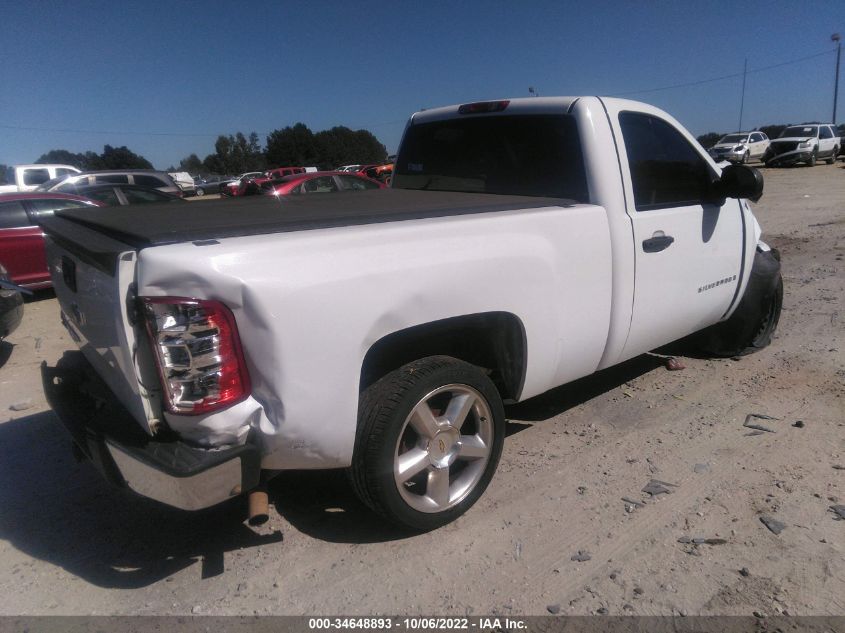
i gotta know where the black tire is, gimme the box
[807,150,817,167]
[195,187,205,196]
[742,151,750,164]
[826,147,839,165]
[696,249,783,357]
[351,356,505,531]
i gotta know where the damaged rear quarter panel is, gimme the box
[136,205,612,469]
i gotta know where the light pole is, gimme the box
[833,33,841,124]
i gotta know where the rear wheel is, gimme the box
[827,147,839,165]
[351,356,505,531]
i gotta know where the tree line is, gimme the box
[176,124,387,176]
[14,123,387,177]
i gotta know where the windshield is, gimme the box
[719,134,748,144]
[36,176,70,191]
[780,126,817,138]
[392,114,588,201]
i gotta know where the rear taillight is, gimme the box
[141,297,250,415]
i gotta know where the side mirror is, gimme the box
[713,164,764,203]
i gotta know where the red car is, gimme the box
[0,192,103,289]
[262,171,386,196]
[225,167,307,196]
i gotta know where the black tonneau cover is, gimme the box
[42,189,574,248]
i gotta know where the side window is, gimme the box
[22,169,51,186]
[819,126,833,139]
[302,176,338,193]
[95,174,130,184]
[134,175,165,188]
[750,133,763,143]
[83,188,120,206]
[619,112,712,211]
[28,199,92,217]
[0,201,31,228]
[338,176,380,190]
[122,188,169,204]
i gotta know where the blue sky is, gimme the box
[1,0,842,169]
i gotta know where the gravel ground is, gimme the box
[0,163,843,616]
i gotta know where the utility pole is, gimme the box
[738,58,747,131]
[833,34,842,124]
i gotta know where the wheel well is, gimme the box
[359,312,527,402]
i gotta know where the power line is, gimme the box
[0,49,836,139]
[611,48,835,97]
[0,119,408,138]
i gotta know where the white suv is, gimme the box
[708,132,770,164]
[765,124,841,166]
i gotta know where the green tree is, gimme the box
[202,132,265,175]
[696,133,723,149]
[266,123,387,169]
[0,164,8,184]
[35,149,89,169]
[758,124,788,140]
[265,123,319,167]
[313,126,387,169]
[179,153,204,174]
[99,145,153,169]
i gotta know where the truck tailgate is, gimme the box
[40,215,160,435]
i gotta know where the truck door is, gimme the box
[602,104,745,360]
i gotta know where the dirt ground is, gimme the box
[0,164,842,617]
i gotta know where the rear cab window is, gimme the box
[393,114,589,201]
[22,168,51,186]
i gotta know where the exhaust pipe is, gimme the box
[247,486,269,526]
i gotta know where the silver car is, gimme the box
[708,132,770,164]
[36,170,181,196]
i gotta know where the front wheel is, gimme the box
[195,187,205,196]
[351,356,505,531]
[696,249,783,357]
[807,150,817,167]
[741,151,750,164]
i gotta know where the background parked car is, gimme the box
[0,164,81,194]
[358,163,393,183]
[72,184,186,206]
[222,172,266,196]
[37,170,181,196]
[0,262,24,342]
[167,171,197,196]
[0,192,103,289]
[193,175,234,196]
[262,171,386,196]
[765,124,841,166]
[708,132,770,164]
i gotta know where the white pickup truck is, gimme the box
[1,164,81,193]
[40,97,782,531]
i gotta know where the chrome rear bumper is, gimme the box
[42,351,260,511]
